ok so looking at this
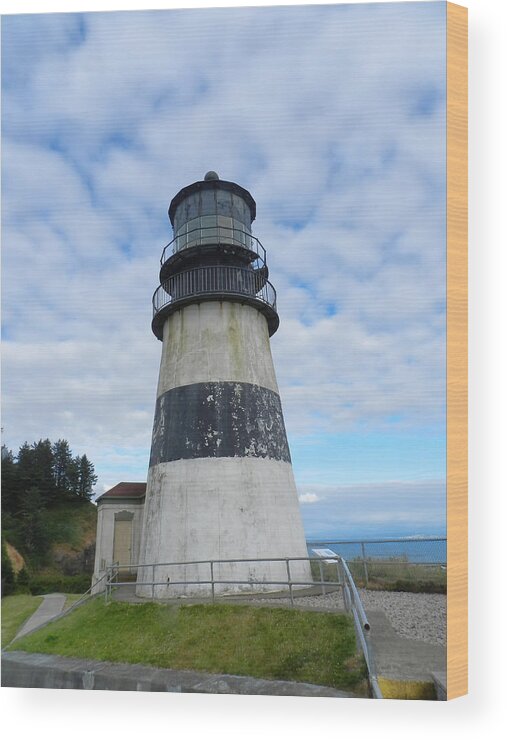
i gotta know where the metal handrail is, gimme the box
[161,225,267,266]
[152,265,277,318]
[104,561,120,605]
[67,570,108,611]
[338,558,382,698]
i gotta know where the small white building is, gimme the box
[92,482,146,592]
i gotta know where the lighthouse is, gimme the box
[136,172,310,597]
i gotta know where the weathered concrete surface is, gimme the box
[157,302,280,395]
[15,594,66,640]
[150,381,291,465]
[110,584,342,607]
[366,610,446,682]
[136,457,311,598]
[1,652,356,698]
[139,223,309,598]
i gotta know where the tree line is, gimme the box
[2,438,97,508]
[1,438,98,562]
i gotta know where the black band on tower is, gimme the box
[149,381,291,466]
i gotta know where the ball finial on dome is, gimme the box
[204,171,219,181]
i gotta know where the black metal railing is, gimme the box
[152,265,277,317]
[160,225,267,268]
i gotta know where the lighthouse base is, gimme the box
[135,457,312,598]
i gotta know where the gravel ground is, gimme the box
[358,589,446,646]
[245,588,446,647]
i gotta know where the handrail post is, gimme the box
[336,559,341,586]
[318,559,326,595]
[361,542,369,587]
[286,559,294,607]
[210,561,215,603]
[340,560,351,611]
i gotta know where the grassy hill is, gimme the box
[41,500,97,572]
[8,599,369,695]
[3,500,97,595]
[2,438,99,595]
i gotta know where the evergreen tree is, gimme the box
[31,439,56,504]
[51,439,73,494]
[17,487,48,556]
[1,445,20,516]
[76,454,98,500]
[66,456,80,497]
[17,442,36,490]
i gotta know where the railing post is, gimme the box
[361,542,369,587]
[210,561,215,603]
[340,560,351,611]
[152,564,155,600]
[336,559,341,584]
[318,559,326,595]
[286,559,294,607]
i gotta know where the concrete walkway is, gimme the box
[366,610,446,682]
[15,593,66,640]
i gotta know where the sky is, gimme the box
[1,1,447,538]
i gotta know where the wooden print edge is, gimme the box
[446,1,468,701]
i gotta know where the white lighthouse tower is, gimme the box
[136,172,310,597]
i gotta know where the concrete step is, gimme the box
[2,651,358,697]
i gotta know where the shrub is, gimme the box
[392,579,446,594]
[16,567,31,594]
[28,574,91,595]
[1,540,16,596]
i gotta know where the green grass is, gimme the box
[1,594,43,647]
[348,558,447,593]
[8,599,368,694]
[63,593,85,610]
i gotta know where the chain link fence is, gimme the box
[306,538,447,593]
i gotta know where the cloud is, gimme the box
[297,480,446,538]
[298,493,320,504]
[1,4,447,531]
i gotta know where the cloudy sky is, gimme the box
[1,1,447,538]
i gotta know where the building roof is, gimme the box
[95,482,146,503]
